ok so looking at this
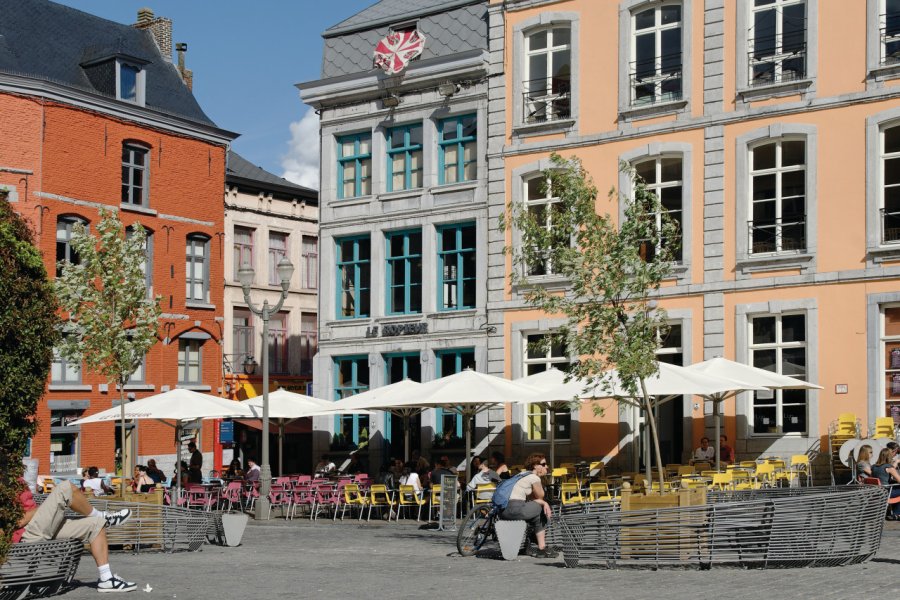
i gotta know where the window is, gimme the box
[748,0,806,86]
[631,3,682,106]
[438,115,477,184]
[233,227,254,281]
[336,236,370,319]
[750,313,807,434]
[56,216,85,277]
[523,27,571,123]
[634,156,683,262]
[881,306,900,418]
[523,333,571,441]
[117,62,144,104]
[185,235,210,303]
[268,232,288,285]
[178,339,202,385]
[749,139,806,254]
[127,355,146,384]
[881,0,900,66]
[881,124,900,244]
[126,226,153,296]
[300,313,317,376]
[386,124,423,192]
[656,324,683,366]
[385,230,422,315]
[385,353,422,384]
[524,175,565,276]
[121,144,149,206]
[435,348,475,437]
[233,308,254,365]
[337,133,372,199]
[333,356,370,447]
[268,312,288,374]
[49,409,82,474]
[51,335,80,384]
[438,223,476,310]
[302,236,318,289]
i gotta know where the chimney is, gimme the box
[176,43,193,91]
[133,7,173,62]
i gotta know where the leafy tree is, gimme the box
[55,209,161,485]
[504,153,678,487]
[0,194,59,563]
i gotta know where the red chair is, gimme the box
[313,485,342,521]
[219,481,243,511]
[289,485,316,520]
[266,485,292,520]
[242,481,260,512]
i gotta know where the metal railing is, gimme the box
[553,485,887,569]
[629,54,682,107]
[748,33,806,86]
[881,13,900,66]
[748,217,806,255]
[881,208,900,244]
[522,76,571,124]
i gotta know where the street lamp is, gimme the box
[237,256,293,520]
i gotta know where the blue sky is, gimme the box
[55,0,376,188]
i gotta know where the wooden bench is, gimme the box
[0,538,82,600]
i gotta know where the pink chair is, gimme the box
[289,485,316,520]
[242,481,260,512]
[219,482,243,511]
[266,486,292,519]
[313,485,342,521]
[275,476,292,486]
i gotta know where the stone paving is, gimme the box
[59,516,900,599]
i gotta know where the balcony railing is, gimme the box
[522,76,571,124]
[748,32,807,87]
[629,53,683,107]
[881,208,900,244]
[748,216,806,255]
[881,13,900,66]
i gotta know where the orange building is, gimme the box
[0,2,236,476]
[486,0,900,478]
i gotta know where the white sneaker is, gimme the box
[103,509,131,528]
[97,575,136,593]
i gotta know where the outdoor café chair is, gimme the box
[219,481,243,511]
[732,470,754,490]
[560,482,584,505]
[289,485,316,520]
[314,485,342,521]
[710,472,733,490]
[693,462,712,473]
[367,484,396,521]
[396,484,426,521]
[340,484,369,521]
[242,481,260,512]
[789,455,812,486]
[754,463,776,488]
[588,482,613,502]
[676,466,694,477]
[267,487,293,520]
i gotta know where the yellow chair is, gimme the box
[754,463,776,488]
[560,462,576,471]
[366,484,397,521]
[837,413,858,435]
[676,465,695,478]
[681,478,707,489]
[693,462,712,473]
[550,467,569,479]
[664,464,682,477]
[873,416,896,439]
[429,487,443,521]
[649,481,674,492]
[42,479,56,493]
[396,484,426,521]
[588,461,606,478]
[588,482,613,502]
[340,484,369,520]
[739,461,757,469]
[701,470,719,478]
[711,472,733,490]
[732,470,753,490]
[560,482,584,505]
[472,483,496,508]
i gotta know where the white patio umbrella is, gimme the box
[72,388,253,496]
[514,368,605,469]
[241,389,373,475]
[383,370,544,482]
[686,357,823,470]
[330,379,424,463]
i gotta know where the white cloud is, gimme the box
[281,108,320,189]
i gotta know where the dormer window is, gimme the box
[117,61,145,105]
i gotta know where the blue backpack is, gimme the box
[491,472,530,509]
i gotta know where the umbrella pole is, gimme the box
[548,403,556,470]
[464,410,472,485]
[403,413,410,463]
[278,421,284,476]
[714,397,721,472]
[175,421,182,502]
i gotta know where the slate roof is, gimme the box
[226,151,317,201]
[321,1,487,79]
[0,0,215,126]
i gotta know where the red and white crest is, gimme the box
[374,30,426,75]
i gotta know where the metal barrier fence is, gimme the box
[552,485,887,569]
[0,539,82,600]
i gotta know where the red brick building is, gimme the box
[0,1,237,476]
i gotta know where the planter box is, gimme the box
[619,485,706,511]
[618,485,707,562]
[221,512,248,547]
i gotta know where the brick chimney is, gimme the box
[176,43,193,91]
[133,8,173,62]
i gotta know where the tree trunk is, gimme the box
[640,377,666,491]
[119,380,127,498]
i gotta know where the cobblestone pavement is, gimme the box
[58,517,900,599]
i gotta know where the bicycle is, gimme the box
[456,503,499,556]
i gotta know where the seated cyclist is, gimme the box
[499,452,557,558]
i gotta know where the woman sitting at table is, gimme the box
[490,452,510,480]
[856,445,874,481]
[871,448,900,520]
[399,464,423,498]
[225,458,243,479]
[129,465,155,493]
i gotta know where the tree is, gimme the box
[0,194,59,563]
[504,153,678,487]
[55,209,161,486]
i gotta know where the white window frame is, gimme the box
[523,332,571,442]
[748,137,807,256]
[51,335,81,385]
[178,339,202,385]
[523,174,562,277]
[629,1,683,106]
[867,0,900,80]
[866,109,900,260]
[268,231,289,286]
[302,235,318,290]
[233,227,254,282]
[116,60,145,106]
[880,304,900,421]
[121,143,149,207]
[633,155,684,263]
[523,26,572,125]
[185,235,210,303]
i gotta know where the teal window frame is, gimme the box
[336,235,371,319]
[385,229,422,315]
[434,348,475,437]
[337,132,372,199]
[437,222,476,311]
[383,352,422,443]
[438,114,477,185]
[386,123,423,192]
[333,355,370,445]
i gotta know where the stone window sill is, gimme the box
[378,189,423,202]
[48,384,91,392]
[619,99,688,122]
[178,384,211,392]
[867,63,900,82]
[512,118,577,138]
[431,181,478,195]
[735,252,814,273]
[868,244,900,263]
[737,79,812,102]
[327,195,373,208]
[185,301,216,310]
[120,203,157,216]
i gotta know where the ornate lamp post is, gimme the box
[237,256,293,520]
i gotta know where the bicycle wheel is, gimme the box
[457,504,493,556]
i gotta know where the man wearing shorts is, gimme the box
[14,479,136,593]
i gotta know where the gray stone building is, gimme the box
[299,0,491,469]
